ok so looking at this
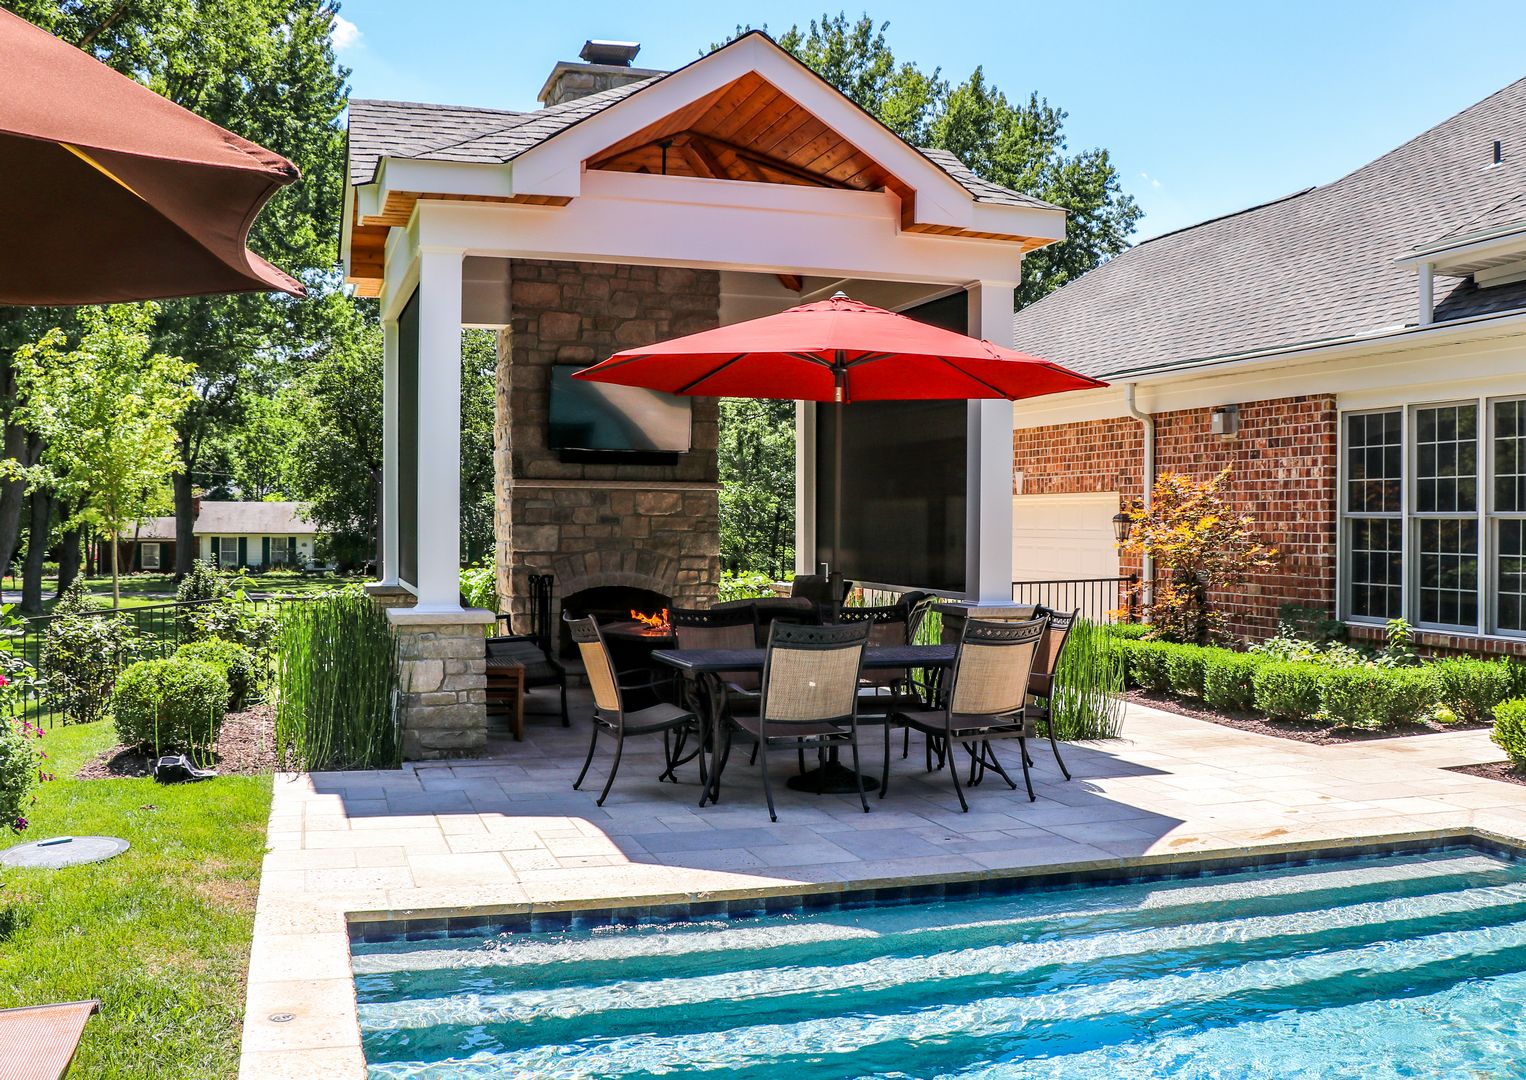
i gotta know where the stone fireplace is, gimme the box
[494,258,723,638]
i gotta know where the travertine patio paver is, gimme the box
[238,696,1526,1078]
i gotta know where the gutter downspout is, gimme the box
[1123,383,1154,603]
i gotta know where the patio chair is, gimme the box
[837,601,919,795]
[1023,607,1079,781]
[889,616,1049,811]
[711,595,818,644]
[488,572,568,727]
[790,572,852,619]
[668,605,761,705]
[568,615,700,806]
[717,620,872,821]
[0,998,99,1080]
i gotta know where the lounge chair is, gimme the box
[568,615,699,806]
[889,616,1049,811]
[0,998,99,1080]
[716,620,872,821]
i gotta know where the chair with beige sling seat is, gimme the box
[714,620,872,822]
[1023,607,1080,781]
[568,616,700,807]
[889,616,1049,812]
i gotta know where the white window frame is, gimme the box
[218,536,238,568]
[269,537,289,566]
[140,542,161,570]
[1339,394,1526,638]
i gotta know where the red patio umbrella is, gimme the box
[0,7,304,305]
[575,292,1107,572]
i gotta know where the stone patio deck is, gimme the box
[238,693,1526,1079]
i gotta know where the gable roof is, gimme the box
[125,501,317,541]
[346,38,1058,213]
[1012,77,1526,380]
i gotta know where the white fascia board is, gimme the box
[411,188,1023,286]
[969,200,1067,245]
[380,221,419,321]
[375,157,516,203]
[1011,315,1526,428]
[340,182,356,268]
[508,34,978,226]
[1396,225,1526,274]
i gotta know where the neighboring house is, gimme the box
[102,500,320,573]
[1009,78,1526,654]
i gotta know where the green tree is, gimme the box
[13,305,195,608]
[3,0,352,577]
[718,398,796,578]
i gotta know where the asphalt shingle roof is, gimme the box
[347,89,1056,209]
[126,502,316,541]
[1011,77,1526,380]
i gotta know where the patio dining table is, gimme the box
[652,643,956,806]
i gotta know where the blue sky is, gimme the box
[335,1,1525,239]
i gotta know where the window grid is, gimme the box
[1342,410,1404,621]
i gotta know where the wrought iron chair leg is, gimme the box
[572,721,599,790]
[596,732,625,806]
[902,725,910,760]
[749,741,759,766]
[1046,722,1072,781]
[982,742,1018,791]
[849,733,869,814]
[759,737,778,822]
[879,722,892,799]
[947,734,969,813]
[1017,736,1036,802]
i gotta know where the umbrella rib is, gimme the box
[576,352,651,376]
[933,355,1013,400]
[842,352,895,368]
[675,354,749,395]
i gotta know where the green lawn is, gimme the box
[0,720,272,1079]
[4,571,358,615]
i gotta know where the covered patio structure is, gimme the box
[341,32,1068,756]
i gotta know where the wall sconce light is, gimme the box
[1210,404,1240,437]
[1112,508,1134,545]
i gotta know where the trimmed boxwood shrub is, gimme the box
[1202,650,1263,712]
[1493,698,1526,766]
[1253,661,1326,722]
[175,639,256,712]
[1165,645,1208,698]
[1108,622,1152,640]
[1318,666,1436,730]
[1125,640,1175,692]
[112,658,230,754]
[1431,657,1515,725]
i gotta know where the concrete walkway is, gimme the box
[238,696,1526,1079]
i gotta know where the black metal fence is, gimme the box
[17,595,302,728]
[1011,576,1137,625]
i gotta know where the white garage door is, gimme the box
[1012,493,1120,603]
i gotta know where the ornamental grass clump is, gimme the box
[112,657,230,755]
[1049,620,1126,740]
[275,589,399,771]
[1492,699,1526,766]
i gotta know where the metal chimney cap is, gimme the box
[580,40,641,66]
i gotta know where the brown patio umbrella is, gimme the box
[0,8,305,305]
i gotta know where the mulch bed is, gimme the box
[1124,689,1490,746]
[76,704,282,779]
[1448,761,1526,787]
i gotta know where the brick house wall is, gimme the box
[493,260,723,629]
[1013,394,1338,640]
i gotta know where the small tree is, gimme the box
[1122,468,1278,645]
[13,305,195,609]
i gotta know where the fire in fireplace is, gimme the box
[559,586,672,657]
[629,608,671,634]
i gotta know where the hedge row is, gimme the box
[1115,638,1526,731]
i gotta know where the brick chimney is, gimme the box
[537,40,666,107]
[191,495,202,520]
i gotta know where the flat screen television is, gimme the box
[548,365,692,454]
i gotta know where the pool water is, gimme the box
[352,849,1526,1078]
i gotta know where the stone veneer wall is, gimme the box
[494,260,723,629]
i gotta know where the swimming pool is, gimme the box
[351,846,1526,1078]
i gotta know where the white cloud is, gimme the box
[332,14,362,52]
[1139,170,1163,190]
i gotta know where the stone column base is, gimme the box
[386,606,496,760]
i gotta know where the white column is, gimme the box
[794,400,816,576]
[413,246,465,612]
[379,317,400,584]
[966,281,1019,603]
